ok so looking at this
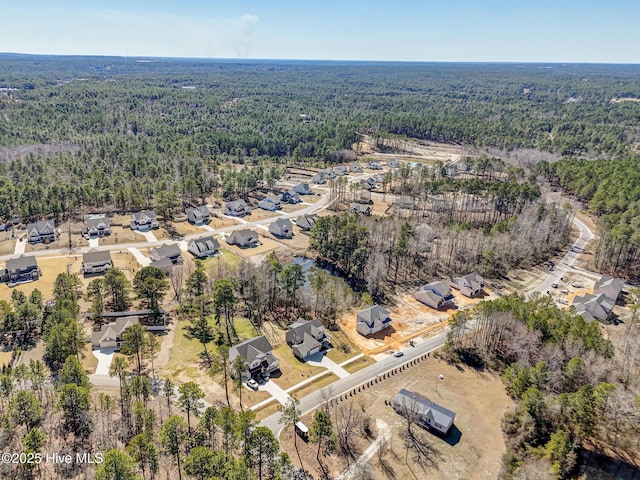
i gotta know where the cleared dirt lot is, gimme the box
[281,358,513,480]
[340,289,495,355]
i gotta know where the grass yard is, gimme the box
[79,342,99,374]
[0,255,74,302]
[100,226,143,246]
[272,343,326,390]
[325,329,362,364]
[110,251,139,281]
[288,372,337,399]
[0,238,16,255]
[254,401,281,422]
[281,204,307,214]
[343,355,375,374]
[171,222,206,236]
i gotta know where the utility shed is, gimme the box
[393,388,456,435]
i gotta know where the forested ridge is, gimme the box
[1,56,640,222]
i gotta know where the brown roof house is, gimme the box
[356,305,392,336]
[285,318,331,361]
[229,336,280,379]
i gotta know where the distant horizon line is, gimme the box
[1,51,638,66]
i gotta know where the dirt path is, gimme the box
[337,419,392,480]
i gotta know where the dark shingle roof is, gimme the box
[83,249,112,264]
[6,255,38,271]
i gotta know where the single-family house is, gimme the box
[449,272,484,297]
[293,183,312,195]
[0,255,41,284]
[26,220,56,243]
[282,190,301,204]
[188,236,220,258]
[91,316,139,349]
[187,206,211,225]
[224,200,249,217]
[386,158,400,168]
[393,389,456,435]
[296,213,318,231]
[83,215,111,238]
[269,218,293,238]
[361,178,376,190]
[415,281,455,309]
[395,196,416,210]
[130,210,159,231]
[229,335,280,379]
[594,274,624,303]
[371,174,385,183]
[311,173,327,184]
[150,243,184,272]
[354,190,372,204]
[367,161,383,170]
[286,318,331,361]
[320,168,335,179]
[258,196,282,211]
[349,163,364,173]
[226,229,259,248]
[572,293,615,322]
[349,203,371,215]
[82,249,113,275]
[85,309,166,329]
[332,166,348,176]
[356,305,392,336]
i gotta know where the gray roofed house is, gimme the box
[229,335,280,378]
[349,163,364,173]
[332,166,348,176]
[286,318,331,361]
[258,196,282,211]
[449,272,484,297]
[415,281,455,309]
[91,316,139,349]
[82,249,113,274]
[393,389,456,435]
[26,220,56,243]
[282,190,301,204]
[188,236,220,258]
[0,223,7,232]
[150,243,184,272]
[394,195,416,210]
[296,213,318,231]
[130,210,159,231]
[226,229,259,248]
[367,161,382,170]
[349,203,371,215]
[361,178,376,190]
[269,218,293,238]
[354,190,372,204]
[311,172,327,184]
[187,206,211,225]
[572,293,615,322]
[386,158,400,168]
[356,305,392,336]
[320,168,335,179]
[1,255,41,284]
[594,274,624,303]
[293,183,312,195]
[224,200,249,217]
[83,215,111,237]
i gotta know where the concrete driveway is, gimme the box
[92,347,116,375]
[135,230,158,242]
[258,380,291,406]
[306,352,350,378]
[13,238,26,255]
[88,237,99,248]
[128,247,151,267]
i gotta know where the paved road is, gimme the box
[526,216,595,298]
[260,332,448,434]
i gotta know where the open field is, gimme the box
[355,135,468,164]
[280,359,513,480]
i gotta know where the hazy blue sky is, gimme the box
[1,1,638,62]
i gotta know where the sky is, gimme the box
[0,0,638,63]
